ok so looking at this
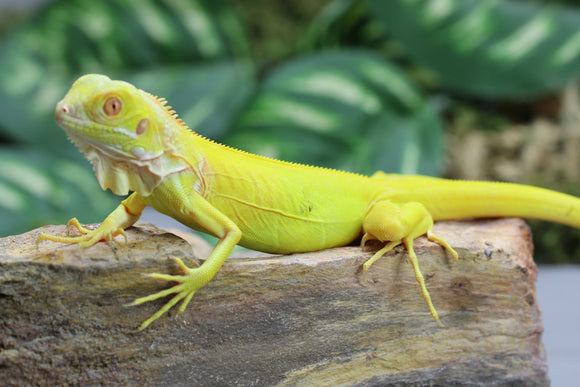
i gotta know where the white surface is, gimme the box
[141,208,580,385]
[536,266,580,387]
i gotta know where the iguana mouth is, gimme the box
[54,99,99,139]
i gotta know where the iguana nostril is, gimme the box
[55,101,70,121]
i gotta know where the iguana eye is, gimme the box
[103,97,122,116]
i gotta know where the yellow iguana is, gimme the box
[38,74,580,330]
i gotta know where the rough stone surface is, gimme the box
[0,219,548,386]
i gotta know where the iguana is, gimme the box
[38,74,580,330]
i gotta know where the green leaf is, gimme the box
[301,0,387,50]
[0,0,250,146]
[0,147,117,237]
[124,61,255,140]
[227,49,443,175]
[362,104,443,176]
[368,0,580,98]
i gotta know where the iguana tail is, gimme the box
[390,179,580,228]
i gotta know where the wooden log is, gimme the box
[0,219,548,386]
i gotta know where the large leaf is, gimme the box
[368,0,580,98]
[0,147,117,237]
[125,61,255,140]
[227,49,443,176]
[0,0,250,148]
[301,0,387,50]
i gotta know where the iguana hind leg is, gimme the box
[361,200,457,326]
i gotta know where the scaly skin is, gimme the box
[38,74,580,330]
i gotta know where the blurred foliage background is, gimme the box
[1,0,580,263]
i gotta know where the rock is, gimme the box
[0,219,548,386]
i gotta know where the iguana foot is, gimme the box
[427,230,458,260]
[361,200,458,327]
[131,257,208,330]
[363,236,445,327]
[37,217,125,248]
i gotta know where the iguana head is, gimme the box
[55,74,188,196]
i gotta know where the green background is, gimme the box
[1,0,580,262]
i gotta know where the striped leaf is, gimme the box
[0,0,250,147]
[227,50,443,175]
[124,61,255,140]
[0,148,117,236]
[368,0,580,98]
[300,0,386,50]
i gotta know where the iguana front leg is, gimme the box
[131,192,241,330]
[361,200,458,326]
[37,192,146,247]
[38,186,241,330]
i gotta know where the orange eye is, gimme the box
[103,97,122,116]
